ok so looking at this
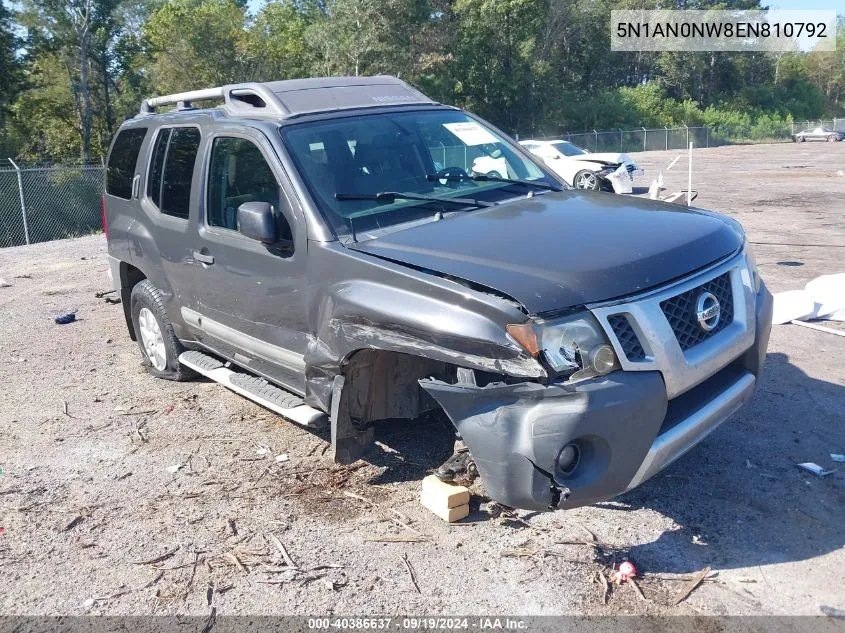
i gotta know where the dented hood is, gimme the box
[350,191,743,315]
[570,152,635,166]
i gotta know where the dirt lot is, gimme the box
[0,142,843,617]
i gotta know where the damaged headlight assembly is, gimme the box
[507,312,620,381]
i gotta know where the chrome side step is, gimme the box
[178,350,327,428]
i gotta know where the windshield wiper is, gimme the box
[425,173,562,192]
[334,191,493,208]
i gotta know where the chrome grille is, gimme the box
[660,272,734,351]
[608,314,646,361]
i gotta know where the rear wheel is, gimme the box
[828,135,838,142]
[130,280,195,381]
[573,170,600,190]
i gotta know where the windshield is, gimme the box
[280,109,555,237]
[551,141,589,157]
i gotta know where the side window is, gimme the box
[207,137,281,232]
[106,128,147,199]
[146,127,200,220]
[147,128,169,204]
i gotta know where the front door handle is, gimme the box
[193,250,215,265]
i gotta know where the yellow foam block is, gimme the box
[421,491,470,522]
[421,475,470,508]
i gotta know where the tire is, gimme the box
[130,280,195,381]
[486,171,503,179]
[573,170,601,191]
[828,135,838,143]
[800,136,806,142]
[791,136,798,142]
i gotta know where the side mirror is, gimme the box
[237,201,277,244]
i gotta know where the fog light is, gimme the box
[557,443,580,475]
[589,345,618,375]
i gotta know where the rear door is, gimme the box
[185,129,309,393]
[104,126,148,259]
[136,125,203,325]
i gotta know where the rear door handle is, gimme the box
[193,250,215,265]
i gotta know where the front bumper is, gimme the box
[421,279,773,512]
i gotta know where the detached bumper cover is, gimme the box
[420,282,773,512]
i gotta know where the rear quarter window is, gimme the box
[106,128,147,199]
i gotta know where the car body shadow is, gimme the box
[604,351,845,573]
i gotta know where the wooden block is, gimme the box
[421,492,469,522]
[421,475,470,508]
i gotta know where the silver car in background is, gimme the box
[791,127,844,142]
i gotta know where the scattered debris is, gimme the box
[597,570,610,605]
[94,289,116,298]
[831,454,845,463]
[420,474,470,523]
[131,546,179,565]
[343,490,374,506]
[225,552,249,574]
[0,279,11,288]
[790,320,845,338]
[62,515,84,532]
[365,535,430,543]
[54,311,77,325]
[672,566,712,605]
[164,403,175,415]
[821,605,845,618]
[401,553,421,593]
[266,533,298,569]
[629,577,647,601]
[796,462,836,477]
[256,447,269,456]
[0,527,5,536]
[166,463,185,474]
[611,560,638,584]
[275,453,289,463]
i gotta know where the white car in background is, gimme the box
[519,139,644,194]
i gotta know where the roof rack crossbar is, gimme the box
[139,83,289,118]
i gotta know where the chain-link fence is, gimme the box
[521,119,845,154]
[0,163,105,248]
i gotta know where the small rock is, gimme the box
[0,279,11,288]
[256,447,269,456]
[275,453,290,462]
[166,463,184,474]
[83,598,95,609]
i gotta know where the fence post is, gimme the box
[685,124,689,148]
[705,126,710,148]
[619,129,623,152]
[593,129,598,151]
[642,127,647,151]
[664,126,669,151]
[7,158,30,246]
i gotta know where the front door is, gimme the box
[186,131,309,393]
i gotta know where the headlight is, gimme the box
[745,243,761,293]
[509,312,620,380]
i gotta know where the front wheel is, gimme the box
[573,170,601,190]
[828,135,838,142]
[130,280,195,381]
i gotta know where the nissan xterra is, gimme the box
[103,76,773,511]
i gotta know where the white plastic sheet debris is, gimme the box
[772,273,845,325]
[796,462,836,477]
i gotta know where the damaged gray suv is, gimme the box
[104,76,773,511]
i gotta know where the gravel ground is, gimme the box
[0,142,843,617]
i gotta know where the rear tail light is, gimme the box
[101,193,108,238]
